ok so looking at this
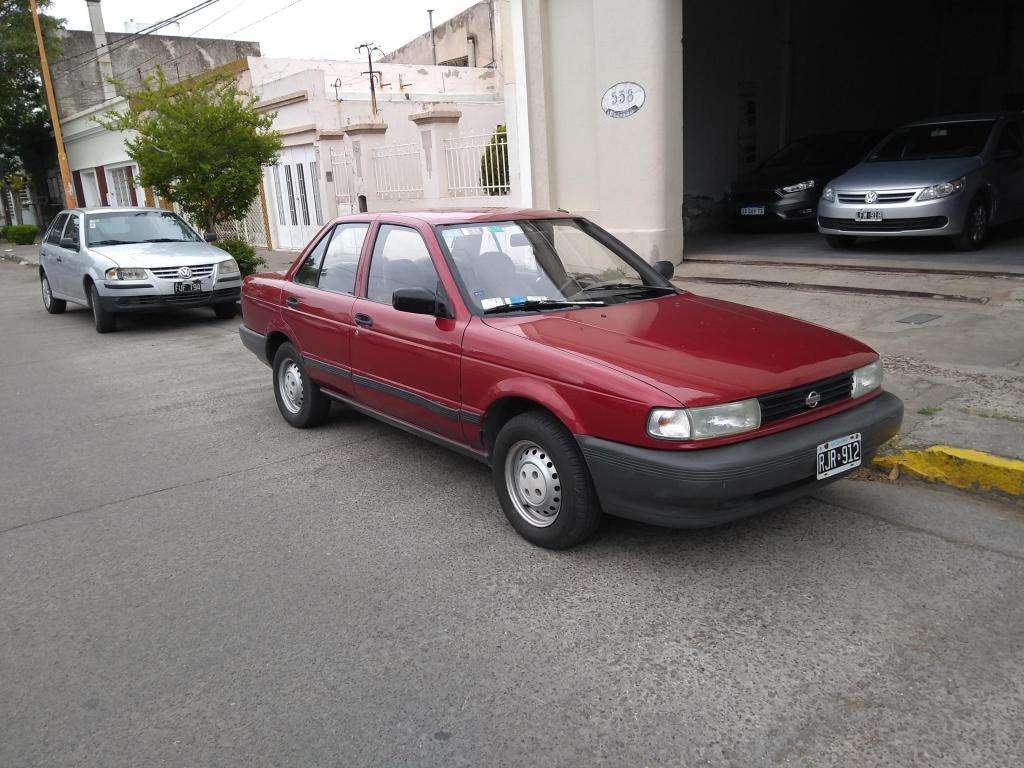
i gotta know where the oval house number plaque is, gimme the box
[601,82,646,118]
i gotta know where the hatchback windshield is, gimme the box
[867,120,995,161]
[439,219,674,313]
[85,211,200,247]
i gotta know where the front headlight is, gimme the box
[917,176,965,201]
[777,179,815,195]
[647,398,761,441]
[821,186,836,203]
[104,267,148,281]
[216,258,240,276]
[851,358,884,398]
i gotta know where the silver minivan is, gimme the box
[39,207,242,332]
[817,112,1024,250]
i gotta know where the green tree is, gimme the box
[479,124,509,196]
[98,69,281,231]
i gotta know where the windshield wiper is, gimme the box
[574,282,677,297]
[143,238,189,243]
[483,299,604,315]
[89,239,133,246]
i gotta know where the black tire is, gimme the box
[271,342,330,428]
[952,197,989,251]
[213,302,237,319]
[40,272,66,314]
[491,410,602,549]
[89,283,117,333]
[825,234,858,250]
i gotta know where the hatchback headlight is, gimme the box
[777,179,815,195]
[216,258,240,276]
[851,358,884,398]
[821,186,836,203]
[917,176,965,201]
[104,267,148,281]
[647,398,761,441]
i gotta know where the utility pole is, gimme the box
[356,43,384,116]
[427,9,437,65]
[29,0,76,209]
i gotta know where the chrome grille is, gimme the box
[837,191,916,204]
[149,264,215,280]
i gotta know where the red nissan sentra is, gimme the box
[239,209,902,549]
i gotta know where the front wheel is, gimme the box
[825,234,858,250]
[952,198,988,251]
[41,272,66,314]
[272,342,331,428]
[491,411,602,549]
[89,283,117,333]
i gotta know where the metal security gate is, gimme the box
[268,144,324,250]
[330,148,359,215]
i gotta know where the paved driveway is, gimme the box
[1,261,1022,767]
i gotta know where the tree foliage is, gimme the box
[479,124,510,195]
[98,69,281,230]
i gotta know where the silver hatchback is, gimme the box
[817,112,1024,250]
[38,207,243,332]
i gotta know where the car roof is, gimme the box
[333,207,575,226]
[903,112,1015,127]
[69,206,170,215]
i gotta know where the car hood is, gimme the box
[734,164,842,193]
[482,294,876,407]
[832,156,983,189]
[88,241,225,268]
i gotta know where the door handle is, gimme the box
[354,313,373,328]
[285,296,300,307]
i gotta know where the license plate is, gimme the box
[174,280,202,294]
[816,433,862,480]
[740,205,765,216]
[856,210,883,221]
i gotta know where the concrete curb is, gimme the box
[874,446,1024,499]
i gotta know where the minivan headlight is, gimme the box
[647,398,761,441]
[851,358,884,398]
[216,258,240,276]
[917,176,965,201]
[104,267,148,281]
[821,186,836,203]
[776,179,815,195]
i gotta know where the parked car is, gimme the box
[726,130,886,227]
[239,210,903,549]
[818,112,1024,250]
[38,207,242,332]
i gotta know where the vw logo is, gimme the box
[176,266,193,279]
[864,191,878,204]
[805,390,821,408]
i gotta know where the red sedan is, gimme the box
[239,209,902,548]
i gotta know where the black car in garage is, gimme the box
[725,130,886,228]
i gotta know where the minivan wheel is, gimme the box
[41,273,66,314]
[272,342,330,428]
[825,234,858,250]
[492,411,602,549]
[952,198,988,251]
[89,283,117,333]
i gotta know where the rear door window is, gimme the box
[317,224,369,295]
[293,234,330,286]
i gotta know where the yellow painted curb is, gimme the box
[874,446,1024,498]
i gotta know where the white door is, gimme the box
[80,170,102,207]
[269,145,324,250]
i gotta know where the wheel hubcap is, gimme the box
[278,360,304,414]
[504,440,561,527]
[41,277,51,308]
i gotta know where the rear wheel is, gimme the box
[89,283,117,333]
[213,302,237,319]
[40,272,66,314]
[492,411,602,549]
[952,197,988,251]
[825,234,858,250]
[272,342,330,428]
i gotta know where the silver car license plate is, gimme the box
[740,205,765,216]
[816,432,862,480]
[174,280,202,294]
[856,210,883,221]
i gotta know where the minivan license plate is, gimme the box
[816,433,862,479]
[174,280,202,294]
[856,210,883,221]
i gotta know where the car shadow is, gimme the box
[63,303,241,334]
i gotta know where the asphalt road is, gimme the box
[2,260,1022,767]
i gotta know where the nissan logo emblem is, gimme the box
[864,191,878,204]
[177,266,193,279]
[805,390,821,408]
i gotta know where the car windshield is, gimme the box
[764,132,874,167]
[867,120,996,161]
[85,211,200,246]
[439,218,675,313]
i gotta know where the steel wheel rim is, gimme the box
[970,205,987,243]
[278,359,304,414]
[41,276,51,308]
[504,440,561,527]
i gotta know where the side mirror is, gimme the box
[654,260,675,280]
[393,287,440,316]
[203,231,218,242]
[60,235,78,250]
[509,233,529,247]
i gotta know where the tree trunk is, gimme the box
[13,190,24,225]
[1,187,12,227]
[27,186,43,229]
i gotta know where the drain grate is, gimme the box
[898,313,941,325]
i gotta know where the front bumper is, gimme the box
[97,284,240,313]
[725,189,819,224]
[577,391,903,529]
[817,193,970,236]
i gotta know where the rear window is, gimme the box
[868,120,996,161]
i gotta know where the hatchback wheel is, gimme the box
[952,198,988,251]
[40,272,66,314]
[272,342,330,428]
[89,283,117,333]
[492,411,602,549]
